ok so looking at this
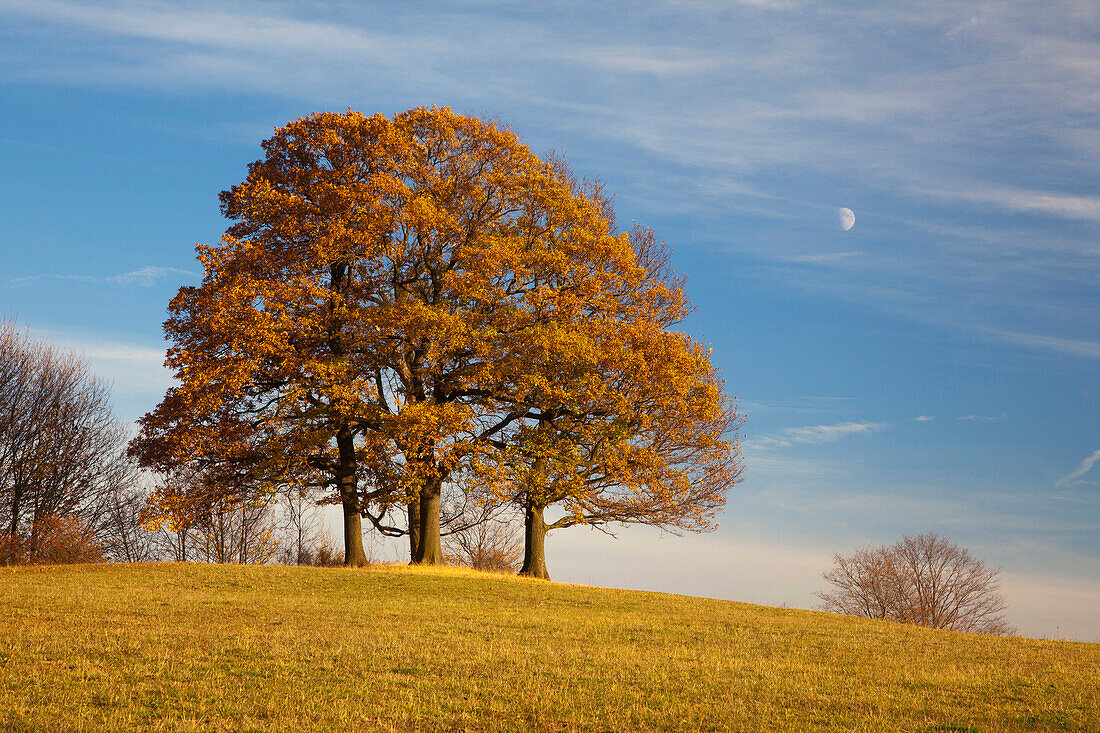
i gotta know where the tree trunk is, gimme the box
[519,500,550,580]
[296,498,306,564]
[342,499,367,567]
[8,484,22,538]
[413,479,444,565]
[336,426,368,567]
[407,495,421,562]
[28,501,45,559]
[5,485,22,563]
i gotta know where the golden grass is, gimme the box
[1,563,1096,732]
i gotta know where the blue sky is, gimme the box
[1,0,1097,638]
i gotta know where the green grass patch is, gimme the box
[1,563,1097,731]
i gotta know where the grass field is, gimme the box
[1,563,1097,732]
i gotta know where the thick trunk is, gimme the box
[519,501,550,580]
[342,500,367,567]
[327,267,366,567]
[413,479,444,565]
[336,427,368,567]
[407,495,421,562]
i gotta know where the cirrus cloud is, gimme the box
[8,266,196,288]
[745,421,888,451]
[1056,448,1100,488]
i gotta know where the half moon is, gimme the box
[839,207,855,231]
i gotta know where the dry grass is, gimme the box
[0,563,1096,732]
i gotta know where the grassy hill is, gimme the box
[0,563,1096,732]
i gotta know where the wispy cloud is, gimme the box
[747,455,844,478]
[1,0,391,54]
[567,47,722,76]
[0,0,463,100]
[739,396,854,415]
[771,88,932,123]
[982,328,1100,361]
[9,266,195,288]
[781,251,861,264]
[745,421,887,451]
[956,414,1002,422]
[914,415,934,422]
[668,0,800,9]
[920,185,1100,222]
[28,326,174,423]
[1056,448,1100,488]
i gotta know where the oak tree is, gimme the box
[469,222,742,579]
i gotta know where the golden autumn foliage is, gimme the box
[130,107,741,570]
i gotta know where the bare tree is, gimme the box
[444,511,523,573]
[190,497,280,565]
[817,533,1014,635]
[1,322,140,564]
[98,480,160,562]
[277,485,324,565]
[143,465,282,565]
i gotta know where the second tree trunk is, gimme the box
[519,501,549,579]
[413,479,444,565]
[336,427,368,567]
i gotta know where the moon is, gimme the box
[839,207,855,231]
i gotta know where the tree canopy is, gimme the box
[131,107,742,571]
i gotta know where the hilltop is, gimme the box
[1,563,1096,731]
